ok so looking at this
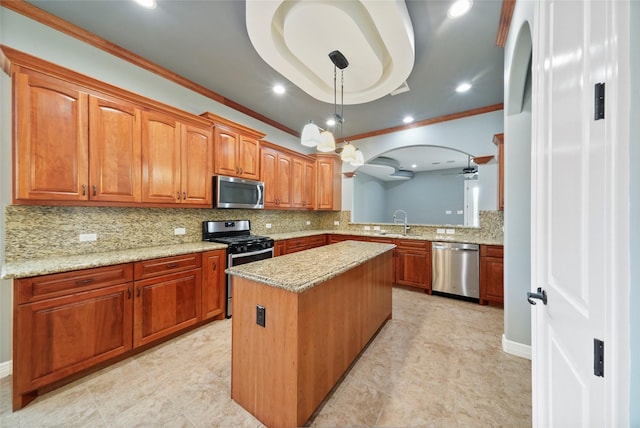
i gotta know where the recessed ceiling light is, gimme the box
[403,116,414,124]
[456,82,472,93]
[273,84,285,95]
[411,164,417,169]
[134,0,157,9]
[448,0,472,18]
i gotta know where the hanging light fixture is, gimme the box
[300,50,363,167]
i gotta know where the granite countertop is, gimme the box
[226,240,395,294]
[1,242,227,280]
[267,230,502,246]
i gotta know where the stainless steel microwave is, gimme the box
[213,175,264,209]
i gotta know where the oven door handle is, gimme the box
[229,247,273,260]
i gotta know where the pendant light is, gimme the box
[300,50,363,167]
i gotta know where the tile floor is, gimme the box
[0,287,531,427]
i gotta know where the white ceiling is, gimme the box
[23,0,505,171]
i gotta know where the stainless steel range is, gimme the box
[202,220,274,318]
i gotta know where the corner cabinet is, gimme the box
[314,154,342,210]
[141,111,213,206]
[480,245,504,305]
[200,112,265,180]
[493,133,504,211]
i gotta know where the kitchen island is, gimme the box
[226,240,395,428]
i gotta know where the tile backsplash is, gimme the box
[3,206,503,261]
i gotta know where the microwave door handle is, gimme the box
[257,184,262,205]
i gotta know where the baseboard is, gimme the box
[0,360,12,378]
[502,334,532,360]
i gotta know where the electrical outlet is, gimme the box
[446,229,456,235]
[373,226,381,231]
[457,210,463,215]
[334,221,340,226]
[306,220,311,225]
[364,225,371,231]
[445,210,452,214]
[437,228,446,234]
[256,305,266,327]
[265,223,272,229]
[174,227,186,235]
[79,233,97,242]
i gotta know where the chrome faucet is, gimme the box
[393,210,409,236]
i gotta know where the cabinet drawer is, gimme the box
[285,237,309,252]
[15,264,133,304]
[306,235,327,247]
[481,245,503,258]
[366,237,396,245]
[134,253,202,279]
[396,239,430,251]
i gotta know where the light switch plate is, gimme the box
[445,210,452,214]
[79,233,97,242]
[446,229,456,235]
[373,226,381,231]
[457,210,463,215]
[306,221,311,225]
[334,221,340,226]
[364,225,371,231]
[265,223,272,229]
[436,228,445,234]
[174,227,186,235]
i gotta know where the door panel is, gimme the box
[141,111,181,203]
[533,0,607,424]
[181,124,212,205]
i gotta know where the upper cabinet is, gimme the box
[10,49,213,208]
[141,111,212,206]
[200,112,265,180]
[314,154,342,211]
[291,156,315,210]
[493,133,504,211]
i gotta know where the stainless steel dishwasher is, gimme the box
[431,242,480,299]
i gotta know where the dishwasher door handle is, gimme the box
[432,246,477,251]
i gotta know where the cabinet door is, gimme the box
[181,123,213,205]
[261,148,279,208]
[291,157,305,208]
[274,241,286,257]
[14,72,89,201]
[214,126,239,177]
[202,250,226,320]
[14,283,133,395]
[315,156,341,210]
[133,270,202,347]
[141,111,182,204]
[480,257,504,305]
[238,136,260,179]
[396,248,431,290]
[303,160,316,209]
[89,96,141,203]
[276,154,292,208]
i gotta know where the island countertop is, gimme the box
[226,240,395,293]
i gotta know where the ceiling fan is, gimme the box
[460,156,478,179]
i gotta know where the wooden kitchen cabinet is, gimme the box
[327,234,366,244]
[14,70,89,202]
[291,155,316,209]
[13,264,134,410]
[274,241,286,257]
[201,112,265,180]
[314,154,342,210]
[261,142,292,209]
[141,111,212,206]
[395,239,431,292]
[493,133,504,211]
[133,254,203,347]
[480,245,504,305]
[202,249,226,320]
[283,234,327,254]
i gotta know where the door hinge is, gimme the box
[594,83,605,120]
[594,338,604,377]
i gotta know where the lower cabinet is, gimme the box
[202,250,226,320]
[12,251,224,410]
[395,240,432,292]
[480,245,504,305]
[327,234,366,244]
[283,234,327,254]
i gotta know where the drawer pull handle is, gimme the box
[127,288,132,299]
[75,278,94,286]
[137,286,141,297]
[81,184,87,196]
[183,192,187,200]
[177,192,181,200]
[93,184,97,196]
[166,263,179,269]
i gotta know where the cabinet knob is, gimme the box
[183,192,187,200]
[82,184,87,196]
[92,184,97,196]
[239,167,243,174]
[177,192,181,200]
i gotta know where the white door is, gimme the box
[532,0,605,425]
[531,0,630,425]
